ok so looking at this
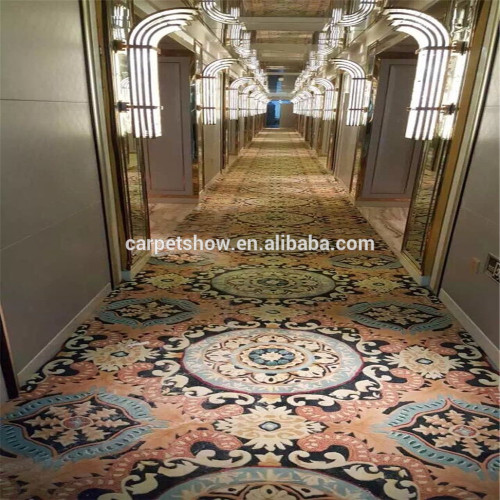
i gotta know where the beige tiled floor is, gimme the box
[358,205,409,253]
[149,201,199,240]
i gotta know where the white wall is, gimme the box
[441,51,499,353]
[0,1,111,376]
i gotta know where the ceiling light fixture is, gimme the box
[128,8,197,138]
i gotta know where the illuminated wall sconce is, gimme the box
[128,8,197,138]
[318,32,334,57]
[234,31,252,58]
[307,52,323,72]
[240,84,259,117]
[258,98,268,114]
[254,69,268,89]
[338,0,377,26]
[331,59,367,126]
[202,58,237,125]
[319,8,343,55]
[200,0,239,24]
[308,85,324,119]
[313,78,336,120]
[292,90,313,116]
[227,8,242,45]
[244,50,260,71]
[249,90,268,116]
[228,77,254,120]
[112,4,130,41]
[383,9,452,140]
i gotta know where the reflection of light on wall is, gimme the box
[383,9,451,140]
[128,9,197,138]
[118,76,132,134]
[112,4,130,42]
[202,59,236,125]
[440,52,466,140]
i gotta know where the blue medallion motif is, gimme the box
[99,297,199,327]
[0,390,165,468]
[347,301,452,332]
[381,397,499,479]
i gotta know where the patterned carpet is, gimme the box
[1,130,498,499]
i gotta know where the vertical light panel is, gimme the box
[383,9,451,140]
[331,59,366,126]
[128,8,197,138]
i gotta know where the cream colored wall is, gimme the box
[441,51,500,353]
[0,0,111,377]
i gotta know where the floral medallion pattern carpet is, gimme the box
[1,131,498,499]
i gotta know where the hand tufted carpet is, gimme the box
[1,130,498,499]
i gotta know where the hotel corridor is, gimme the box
[1,130,498,499]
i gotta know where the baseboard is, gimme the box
[199,172,222,198]
[200,155,241,198]
[439,289,499,368]
[122,251,151,281]
[17,283,112,385]
[355,200,411,208]
[397,251,430,286]
[148,197,199,204]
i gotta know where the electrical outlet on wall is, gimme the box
[470,257,481,274]
[485,254,500,284]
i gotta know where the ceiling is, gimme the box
[242,0,333,17]
[255,30,313,44]
[239,0,336,72]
